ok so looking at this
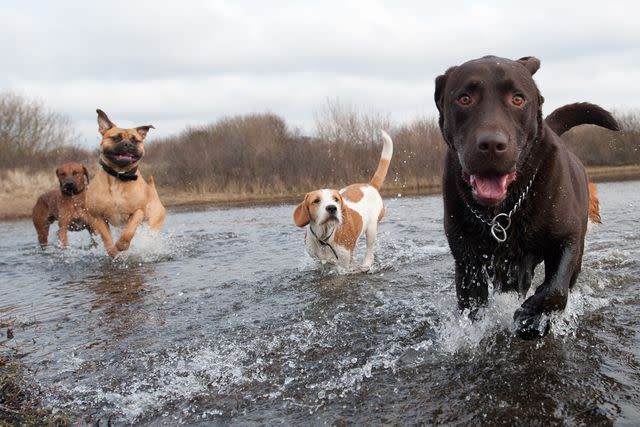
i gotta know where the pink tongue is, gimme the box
[470,175,508,200]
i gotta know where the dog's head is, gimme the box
[96,109,154,171]
[56,162,89,195]
[293,189,344,228]
[435,56,545,206]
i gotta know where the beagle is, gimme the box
[293,130,393,270]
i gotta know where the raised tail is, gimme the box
[370,130,393,189]
[545,102,620,136]
[588,182,601,225]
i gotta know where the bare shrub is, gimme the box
[0,92,88,170]
[315,98,392,145]
[562,110,640,166]
[146,113,318,193]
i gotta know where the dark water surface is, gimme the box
[1,181,639,425]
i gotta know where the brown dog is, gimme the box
[434,56,619,339]
[86,109,165,257]
[32,162,95,248]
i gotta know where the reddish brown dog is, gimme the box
[32,162,96,248]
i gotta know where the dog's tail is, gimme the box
[545,102,620,136]
[370,130,393,189]
[588,182,602,226]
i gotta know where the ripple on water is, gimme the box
[1,186,638,425]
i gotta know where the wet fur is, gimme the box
[86,109,165,257]
[32,162,95,248]
[294,131,393,271]
[434,56,619,339]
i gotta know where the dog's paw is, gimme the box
[106,245,119,258]
[115,239,131,252]
[360,263,372,273]
[513,307,550,340]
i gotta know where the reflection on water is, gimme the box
[0,181,639,424]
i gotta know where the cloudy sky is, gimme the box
[2,0,639,147]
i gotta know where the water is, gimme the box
[1,181,639,425]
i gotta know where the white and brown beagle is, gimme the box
[293,130,393,271]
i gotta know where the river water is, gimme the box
[1,181,639,425]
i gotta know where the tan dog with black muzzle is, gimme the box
[32,162,95,248]
[86,109,165,257]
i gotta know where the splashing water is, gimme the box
[0,182,638,424]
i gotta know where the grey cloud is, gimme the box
[1,0,639,146]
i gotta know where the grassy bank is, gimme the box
[2,165,638,222]
[0,354,71,425]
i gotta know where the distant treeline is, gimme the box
[1,93,639,195]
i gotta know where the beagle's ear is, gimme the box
[293,195,310,227]
[82,165,90,184]
[517,56,541,75]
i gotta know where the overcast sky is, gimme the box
[2,0,639,147]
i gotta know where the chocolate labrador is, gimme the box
[434,55,619,339]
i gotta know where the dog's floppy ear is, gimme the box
[135,125,155,140]
[434,66,456,114]
[97,109,116,135]
[517,56,541,75]
[82,165,90,184]
[55,166,62,178]
[435,66,457,145]
[293,194,310,227]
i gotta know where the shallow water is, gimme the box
[1,181,639,425]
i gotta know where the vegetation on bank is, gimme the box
[0,93,639,220]
[0,353,71,425]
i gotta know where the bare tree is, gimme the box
[314,98,392,145]
[0,92,81,169]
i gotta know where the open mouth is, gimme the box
[105,151,141,166]
[464,171,517,206]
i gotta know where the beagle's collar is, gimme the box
[309,225,338,259]
[99,159,138,181]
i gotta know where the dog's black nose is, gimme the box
[326,205,337,215]
[121,140,136,151]
[476,131,508,154]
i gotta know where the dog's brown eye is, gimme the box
[511,95,526,107]
[313,199,320,204]
[333,197,339,203]
[72,171,78,175]
[111,134,123,142]
[457,94,473,106]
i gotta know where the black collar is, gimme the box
[309,226,338,259]
[99,159,138,181]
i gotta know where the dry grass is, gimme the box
[0,354,71,425]
[1,100,639,221]
[0,169,57,221]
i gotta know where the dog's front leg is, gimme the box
[361,223,378,271]
[455,260,489,316]
[115,209,145,252]
[90,217,117,257]
[56,221,69,248]
[79,212,99,248]
[513,243,583,339]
